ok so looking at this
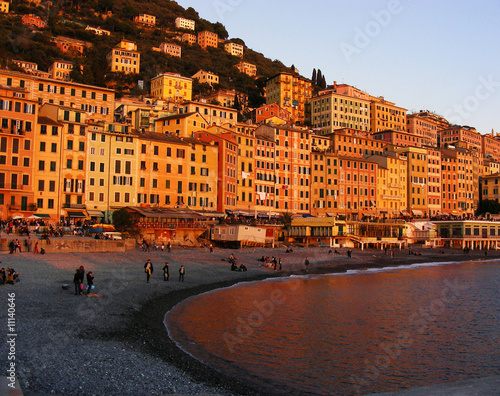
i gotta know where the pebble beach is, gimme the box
[0,240,497,396]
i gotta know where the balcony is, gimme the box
[62,203,87,209]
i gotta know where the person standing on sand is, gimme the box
[73,269,81,295]
[144,259,153,283]
[305,257,309,271]
[279,258,282,271]
[33,242,39,254]
[179,265,185,282]
[86,271,94,295]
[162,262,169,281]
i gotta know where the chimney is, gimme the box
[333,81,337,90]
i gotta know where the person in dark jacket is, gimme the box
[162,262,169,281]
[73,269,81,295]
[144,259,153,283]
[86,271,94,294]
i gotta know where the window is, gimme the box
[50,162,56,172]
[38,160,45,171]
[99,163,105,172]
[67,140,73,150]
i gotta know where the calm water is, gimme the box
[165,261,500,395]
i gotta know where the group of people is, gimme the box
[260,256,282,271]
[8,238,42,254]
[72,265,94,295]
[144,259,185,282]
[229,254,247,271]
[141,240,172,253]
[0,265,19,285]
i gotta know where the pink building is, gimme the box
[159,42,181,58]
[22,14,46,29]
[253,103,290,123]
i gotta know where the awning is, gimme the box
[87,210,104,217]
[401,210,410,216]
[326,213,336,217]
[225,210,233,215]
[66,211,86,218]
[34,213,51,219]
[379,211,388,214]
[412,210,424,216]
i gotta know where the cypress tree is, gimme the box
[311,68,317,86]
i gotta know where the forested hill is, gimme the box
[0,0,293,105]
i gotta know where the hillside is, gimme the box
[1,0,292,107]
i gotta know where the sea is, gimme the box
[165,260,500,395]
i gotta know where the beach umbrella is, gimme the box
[12,215,24,220]
[27,215,42,219]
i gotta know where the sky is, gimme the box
[175,0,500,135]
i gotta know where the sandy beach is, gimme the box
[0,239,497,395]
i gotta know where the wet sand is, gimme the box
[0,242,496,395]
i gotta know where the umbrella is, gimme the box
[27,215,42,219]
[12,215,24,220]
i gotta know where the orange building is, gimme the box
[406,111,449,147]
[136,132,218,211]
[482,131,500,163]
[440,146,479,217]
[426,147,442,217]
[253,103,290,124]
[0,86,37,219]
[53,36,91,55]
[194,131,238,212]
[266,72,312,125]
[134,14,156,27]
[22,14,47,29]
[440,125,482,153]
[180,33,197,45]
[372,130,425,148]
[197,31,218,50]
[154,112,208,137]
[370,96,406,133]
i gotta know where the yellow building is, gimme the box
[266,72,312,125]
[180,101,238,128]
[370,96,407,133]
[154,112,208,137]
[235,126,256,213]
[367,153,407,217]
[150,73,192,103]
[85,122,136,221]
[0,69,115,122]
[426,147,442,217]
[134,14,156,27]
[311,83,371,134]
[0,1,9,13]
[136,132,219,211]
[34,104,88,221]
[192,70,219,87]
[224,42,244,57]
[392,146,428,217]
[234,62,257,77]
[48,60,74,81]
[107,40,140,74]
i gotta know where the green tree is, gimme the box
[112,208,133,231]
[477,199,500,215]
[311,68,317,86]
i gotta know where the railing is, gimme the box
[62,204,87,209]
[137,222,207,229]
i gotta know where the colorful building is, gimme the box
[406,111,448,147]
[234,62,257,77]
[22,14,46,29]
[180,101,238,128]
[134,14,156,27]
[253,103,291,124]
[53,36,91,55]
[370,96,407,133]
[150,73,192,103]
[159,42,182,58]
[48,60,75,81]
[180,33,197,45]
[0,86,37,219]
[197,31,218,50]
[107,40,140,74]
[311,83,371,134]
[154,112,208,137]
[175,17,195,31]
[224,42,244,57]
[192,70,219,87]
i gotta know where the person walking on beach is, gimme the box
[167,241,171,253]
[209,243,213,253]
[86,271,94,295]
[73,269,82,295]
[144,259,153,283]
[33,242,39,254]
[161,242,164,252]
[162,262,169,281]
[305,257,309,271]
[179,265,185,282]
[279,258,282,271]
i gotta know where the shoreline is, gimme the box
[2,244,498,395]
